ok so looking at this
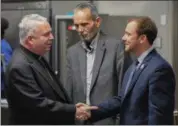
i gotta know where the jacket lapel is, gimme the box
[122,49,156,101]
[20,48,68,102]
[31,60,54,85]
[121,65,134,95]
[78,44,87,96]
[40,58,71,103]
[31,60,67,102]
[124,63,147,98]
[20,47,52,85]
[90,35,106,92]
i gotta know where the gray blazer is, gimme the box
[65,32,132,124]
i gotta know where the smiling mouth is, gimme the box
[46,43,52,46]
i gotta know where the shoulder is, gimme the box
[147,52,175,87]
[67,42,81,55]
[148,52,174,75]
[101,33,122,45]
[1,39,10,46]
[100,33,124,53]
[8,48,30,70]
[1,39,12,50]
[153,53,172,68]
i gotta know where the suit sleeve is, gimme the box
[90,96,122,122]
[65,49,73,101]
[148,65,175,125]
[8,64,76,120]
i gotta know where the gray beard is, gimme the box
[80,30,98,42]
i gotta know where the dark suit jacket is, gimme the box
[4,46,76,125]
[65,32,132,124]
[91,49,176,125]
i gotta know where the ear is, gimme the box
[26,36,34,47]
[139,34,146,44]
[95,17,101,28]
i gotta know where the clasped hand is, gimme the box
[75,103,98,121]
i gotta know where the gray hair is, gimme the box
[18,14,47,44]
[74,2,99,20]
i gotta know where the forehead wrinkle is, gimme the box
[74,9,93,22]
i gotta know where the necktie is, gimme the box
[124,60,139,96]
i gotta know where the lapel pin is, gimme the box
[140,64,145,69]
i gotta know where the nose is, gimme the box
[50,33,54,40]
[78,25,84,33]
[122,34,126,42]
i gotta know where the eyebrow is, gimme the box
[74,22,88,25]
[125,31,131,35]
[42,30,52,36]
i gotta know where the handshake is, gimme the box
[75,103,98,121]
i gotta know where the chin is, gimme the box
[125,46,130,52]
[83,38,90,42]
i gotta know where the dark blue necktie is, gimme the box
[124,60,139,96]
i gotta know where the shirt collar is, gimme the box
[137,46,154,64]
[81,31,100,53]
[20,45,41,60]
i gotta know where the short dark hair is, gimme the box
[129,16,157,45]
[74,2,99,20]
[1,17,9,38]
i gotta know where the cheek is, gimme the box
[34,40,45,48]
[84,27,90,33]
[128,37,135,44]
[40,37,48,44]
[130,40,138,49]
[87,24,95,33]
[125,37,132,45]
[125,39,134,49]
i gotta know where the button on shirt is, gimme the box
[81,32,100,105]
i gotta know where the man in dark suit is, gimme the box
[4,14,95,125]
[78,16,176,125]
[65,2,132,125]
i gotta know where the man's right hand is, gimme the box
[75,102,98,121]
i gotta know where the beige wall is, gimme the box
[95,1,174,65]
[172,1,178,109]
[95,1,177,109]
